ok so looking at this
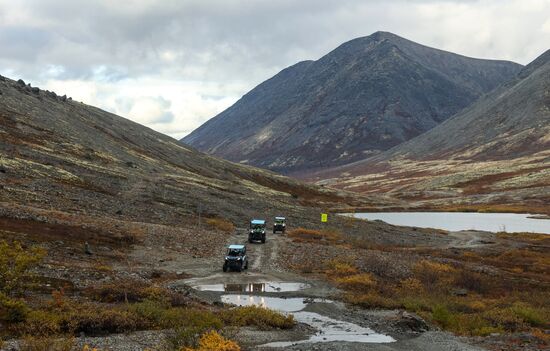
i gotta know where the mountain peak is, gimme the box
[368,31,403,41]
[183,34,522,174]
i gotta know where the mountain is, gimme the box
[0,75,381,230]
[182,31,522,173]
[309,49,550,213]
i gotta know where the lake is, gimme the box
[349,212,550,234]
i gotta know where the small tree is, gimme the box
[0,240,45,296]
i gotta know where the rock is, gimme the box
[84,242,93,255]
[17,79,25,86]
[452,288,468,296]
[395,311,430,332]
[31,86,40,94]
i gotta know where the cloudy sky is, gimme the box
[1,0,549,139]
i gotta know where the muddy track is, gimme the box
[165,229,487,351]
[446,230,496,249]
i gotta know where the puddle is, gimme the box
[221,295,309,312]
[221,295,395,346]
[263,311,395,347]
[195,282,309,293]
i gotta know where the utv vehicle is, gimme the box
[222,244,248,272]
[273,216,286,234]
[248,219,266,243]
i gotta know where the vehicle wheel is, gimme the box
[245,261,248,269]
[261,236,266,243]
[273,229,276,234]
[248,238,253,243]
[222,264,227,272]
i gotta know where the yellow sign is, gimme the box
[321,213,328,222]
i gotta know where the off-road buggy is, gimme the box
[248,219,266,243]
[222,244,248,272]
[273,216,286,234]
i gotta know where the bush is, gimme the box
[17,302,148,336]
[0,240,45,296]
[162,309,224,349]
[334,273,376,291]
[510,303,547,328]
[206,218,235,233]
[0,292,29,323]
[20,336,74,351]
[413,260,455,287]
[325,259,358,278]
[181,330,240,351]
[220,306,295,330]
[288,228,342,244]
[431,305,456,329]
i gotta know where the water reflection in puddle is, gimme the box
[221,295,395,346]
[195,282,309,293]
[221,295,308,312]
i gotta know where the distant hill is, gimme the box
[182,31,522,173]
[309,49,550,213]
[0,75,377,228]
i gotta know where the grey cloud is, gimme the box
[0,0,548,138]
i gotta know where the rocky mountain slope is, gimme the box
[182,31,521,173]
[309,49,550,213]
[0,75,377,228]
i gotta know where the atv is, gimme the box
[273,216,286,234]
[222,244,248,272]
[248,219,266,243]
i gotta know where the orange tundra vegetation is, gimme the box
[285,226,549,340]
[205,218,235,233]
[287,227,343,244]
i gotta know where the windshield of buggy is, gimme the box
[227,249,243,256]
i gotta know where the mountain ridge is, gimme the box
[182,31,522,173]
[307,48,550,213]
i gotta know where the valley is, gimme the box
[0,30,549,351]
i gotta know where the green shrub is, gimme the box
[431,305,457,329]
[20,336,74,351]
[0,292,29,322]
[510,303,547,328]
[161,308,224,349]
[0,240,45,296]
[220,305,295,330]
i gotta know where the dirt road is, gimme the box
[165,229,487,351]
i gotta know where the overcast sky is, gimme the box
[1,0,549,139]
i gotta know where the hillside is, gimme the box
[0,75,388,228]
[182,31,521,173]
[309,49,550,213]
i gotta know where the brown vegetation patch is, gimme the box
[287,227,343,244]
[205,218,235,233]
[454,166,549,195]
[0,216,138,247]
